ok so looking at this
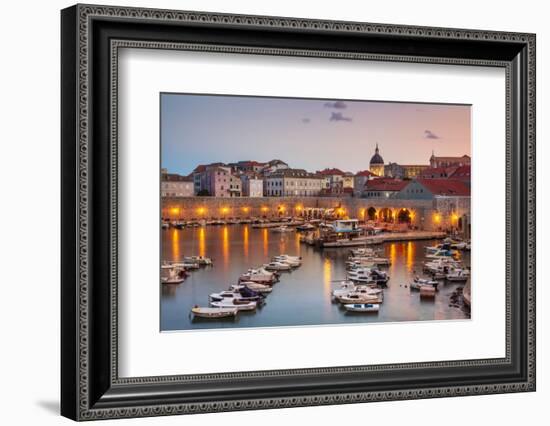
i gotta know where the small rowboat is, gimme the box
[191,306,238,318]
[344,303,380,313]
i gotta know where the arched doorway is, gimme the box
[367,207,376,221]
[397,208,411,224]
[379,208,393,223]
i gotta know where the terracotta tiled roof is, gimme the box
[416,178,470,196]
[317,168,345,176]
[365,178,408,192]
[448,165,471,181]
[162,173,193,182]
[355,170,375,177]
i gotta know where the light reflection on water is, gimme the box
[161,225,470,331]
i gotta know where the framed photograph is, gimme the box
[61,4,536,421]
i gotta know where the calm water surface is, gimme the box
[160,225,470,331]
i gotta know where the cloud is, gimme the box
[324,101,347,109]
[424,129,440,139]
[302,118,311,123]
[329,112,352,122]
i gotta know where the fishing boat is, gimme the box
[410,277,439,290]
[344,303,380,313]
[350,247,379,257]
[160,265,186,284]
[263,261,292,271]
[210,300,257,311]
[161,222,169,229]
[446,269,470,282]
[191,306,238,318]
[332,283,381,299]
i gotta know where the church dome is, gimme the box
[370,144,384,165]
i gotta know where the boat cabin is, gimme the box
[332,219,360,233]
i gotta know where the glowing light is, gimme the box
[434,212,441,223]
[452,213,459,223]
[172,229,180,260]
[323,258,332,292]
[261,206,268,212]
[198,227,205,257]
[295,205,303,211]
[243,225,249,259]
[262,228,269,256]
[221,207,229,214]
[278,205,286,212]
[242,207,250,214]
[197,207,206,215]
[222,226,229,266]
[170,207,180,216]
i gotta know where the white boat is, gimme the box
[446,269,470,282]
[336,293,381,304]
[191,306,238,318]
[160,265,186,284]
[332,283,381,298]
[426,249,457,259]
[239,268,279,284]
[164,261,200,270]
[230,283,273,294]
[348,268,390,284]
[209,291,263,303]
[350,247,379,257]
[344,303,380,313]
[263,261,292,271]
[272,255,301,267]
[348,256,390,266]
[410,277,439,290]
[271,225,295,233]
[183,256,213,266]
[210,300,257,311]
[161,222,169,229]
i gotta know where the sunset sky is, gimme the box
[161,93,471,176]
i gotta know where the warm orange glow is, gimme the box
[434,212,441,223]
[406,241,414,271]
[171,229,180,260]
[323,258,332,292]
[222,226,229,266]
[278,205,286,212]
[451,213,459,223]
[242,207,250,214]
[170,207,180,216]
[410,210,416,220]
[261,206,268,212]
[221,207,229,214]
[197,207,206,215]
[243,225,249,259]
[295,205,303,212]
[262,228,269,256]
[198,227,205,257]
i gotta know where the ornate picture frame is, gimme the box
[61,4,535,420]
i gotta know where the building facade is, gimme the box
[161,172,194,197]
[240,174,264,197]
[384,162,430,179]
[363,177,408,199]
[264,169,323,197]
[429,152,471,168]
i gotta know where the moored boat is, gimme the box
[191,306,238,318]
[210,300,257,311]
[344,303,380,313]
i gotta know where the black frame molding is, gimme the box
[61,4,536,421]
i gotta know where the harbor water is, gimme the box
[160,225,470,331]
